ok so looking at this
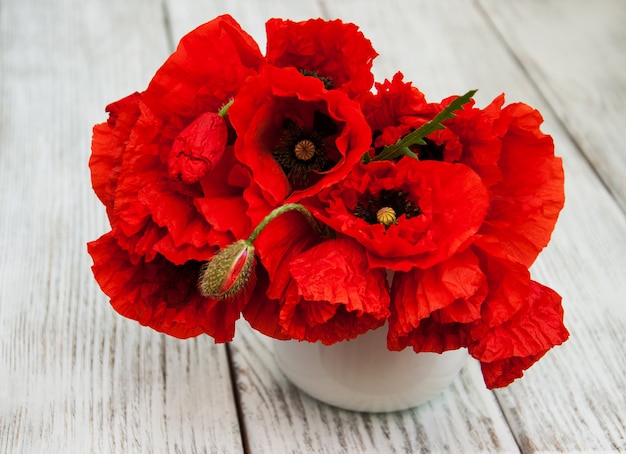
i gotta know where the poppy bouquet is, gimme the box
[88,15,568,388]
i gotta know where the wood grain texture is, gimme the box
[0,0,242,452]
[478,0,626,213]
[229,322,520,453]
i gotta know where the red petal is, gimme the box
[242,265,292,341]
[254,209,323,300]
[471,237,532,330]
[481,102,565,266]
[387,316,468,354]
[265,18,377,96]
[90,93,142,218]
[471,281,569,388]
[279,238,390,344]
[143,15,262,119]
[389,248,487,338]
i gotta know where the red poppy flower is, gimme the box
[242,211,390,344]
[281,238,391,344]
[90,15,262,263]
[88,15,264,337]
[265,18,377,97]
[229,65,372,225]
[304,158,489,271]
[359,72,432,152]
[88,233,248,341]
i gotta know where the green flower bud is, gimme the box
[198,240,256,299]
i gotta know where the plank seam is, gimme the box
[161,0,175,56]
[316,0,331,20]
[226,343,250,454]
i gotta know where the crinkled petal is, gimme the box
[471,281,569,388]
[471,236,532,330]
[279,238,390,344]
[242,265,292,341]
[389,248,487,338]
[388,316,468,354]
[90,93,142,218]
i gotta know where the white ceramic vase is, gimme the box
[272,325,467,412]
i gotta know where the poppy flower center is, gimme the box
[294,139,316,161]
[376,207,397,227]
[272,112,339,189]
[412,137,446,161]
[354,189,421,230]
[299,69,334,90]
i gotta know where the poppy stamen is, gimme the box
[272,116,335,188]
[376,207,397,227]
[354,190,421,230]
[294,140,316,161]
[299,69,334,90]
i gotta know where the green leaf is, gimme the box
[372,89,477,162]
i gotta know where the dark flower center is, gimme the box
[299,69,334,90]
[272,111,339,189]
[354,189,422,229]
[412,137,445,161]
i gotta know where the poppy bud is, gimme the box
[198,240,256,299]
[168,112,228,184]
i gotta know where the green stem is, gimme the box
[218,99,234,117]
[247,203,322,243]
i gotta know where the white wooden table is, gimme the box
[1,0,625,452]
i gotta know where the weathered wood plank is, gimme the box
[164,1,522,452]
[478,0,626,213]
[0,0,242,452]
[495,129,626,451]
[472,1,626,450]
[165,0,323,49]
